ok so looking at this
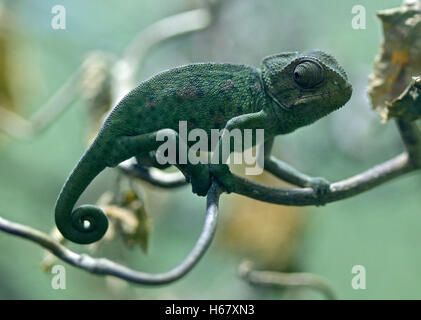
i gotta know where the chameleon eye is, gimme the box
[293,61,324,89]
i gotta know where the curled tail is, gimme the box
[55,144,108,244]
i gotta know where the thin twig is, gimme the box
[238,261,336,300]
[113,8,212,104]
[123,8,212,79]
[0,182,222,285]
[0,66,82,140]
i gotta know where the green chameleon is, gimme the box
[55,50,352,244]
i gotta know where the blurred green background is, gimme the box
[1,0,421,299]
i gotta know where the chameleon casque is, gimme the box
[55,50,352,244]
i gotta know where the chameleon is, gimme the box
[55,50,352,244]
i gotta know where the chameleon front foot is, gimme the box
[187,165,211,197]
[209,164,236,194]
[190,175,211,196]
[305,177,330,206]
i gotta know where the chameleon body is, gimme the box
[55,50,352,244]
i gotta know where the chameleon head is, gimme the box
[261,50,352,132]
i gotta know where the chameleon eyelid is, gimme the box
[292,59,325,89]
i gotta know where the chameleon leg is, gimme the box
[209,110,269,193]
[116,129,211,196]
[136,152,172,169]
[262,138,330,203]
[211,132,330,203]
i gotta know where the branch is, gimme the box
[0,181,222,285]
[238,261,336,300]
[396,119,421,166]
[119,159,187,188]
[123,8,212,77]
[113,7,213,104]
[119,133,419,206]
[222,152,414,206]
[0,66,82,140]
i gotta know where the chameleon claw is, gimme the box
[209,164,235,194]
[190,177,211,196]
[189,166,211,197]
[306,177,330,206]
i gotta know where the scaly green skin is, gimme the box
[55,50,352,244]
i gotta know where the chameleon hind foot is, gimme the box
[306,177,330,206]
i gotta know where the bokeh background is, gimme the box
[1,0,420,299]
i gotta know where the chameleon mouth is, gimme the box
[292,90,340,106]
[291,85,351,107]
[266,81,351,116]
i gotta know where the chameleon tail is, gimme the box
[55,144,108,244]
